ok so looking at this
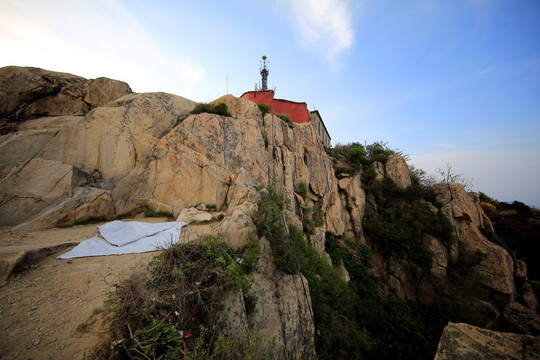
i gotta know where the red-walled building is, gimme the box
[241,90,331,147]
[241,90,310,124]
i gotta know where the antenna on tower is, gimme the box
[260,55,269,91]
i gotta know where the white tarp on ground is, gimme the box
[57,220,187,259]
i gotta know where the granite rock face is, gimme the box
[435,182,515,301]
[385,154,412,188]
[0,67,196,227]
[435,322,540,360]
[0,66,131,124]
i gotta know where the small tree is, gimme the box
[409,165,437,187]
[436,163,474,192]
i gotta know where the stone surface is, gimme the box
[435,322,540,360]
[176,207,213,223]
[336,173,366,243]
[248,238,316,359]
[0,158,77,226]
[435,182,515,299]
[336,259,351,283]
[0,66,131,124]
[423,234,449,279]
[372,161,385,181]
[503,302,540,336]
[385,154,412,188]
[0,67,196,228]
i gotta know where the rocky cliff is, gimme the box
[1,66,538,359]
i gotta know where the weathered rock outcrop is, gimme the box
[385,154,412,188]
[0,66,132,125]
[435,182,515,301]
[337,173,366,243]
[0,67,197,228]
[435,322,540,359]
[370,154,411,188]
[249,238,316,359]
[110,94,341,248]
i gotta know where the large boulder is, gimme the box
[0,71,196,228]
[0,66,131,124]
[435,322,540,359]
[385,154,412,188]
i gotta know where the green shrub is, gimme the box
[301,205,324,235]
[335,166,354,175]
[362,178,455,278]
[346,143,368,169]
[145,207,174,218]
[258,103,271,117]
[190,102,232,117]
[187,326,275,360]
[102,236,256,359]
[241,231,261,273]
[361,167,377,184]
[277,113,293,127]
[295,182,309,199]
[330,141,408,176]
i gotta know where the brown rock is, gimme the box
[372,161,385,181]
[337,259,351,283]
[423,234,448,279]
[0,66,131,123]
[337,172,366,243]
[248,238,316,359]
[435,322,540,360]
[503,302,540,336]
[0,159,77,225]
[13,187,115,231]
[212,94,260,121]
[435,182,515,299]
[176,208,212,223]
[385,154,411,188]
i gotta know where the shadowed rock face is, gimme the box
[435,322,540,359]
[0,66,132,124]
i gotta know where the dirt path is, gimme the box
[0,217,173,360]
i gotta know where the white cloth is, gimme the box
[57,221,187,259]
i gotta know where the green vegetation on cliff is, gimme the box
[480,195,540,280]
[253,186,455,359]
[95,236,265,359]
[190,102,232,117]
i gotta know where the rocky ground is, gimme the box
[0,217,171,360]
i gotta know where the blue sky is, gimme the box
[1,0,539,206]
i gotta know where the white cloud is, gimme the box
[0,0,206,98]
[285,0,355,65]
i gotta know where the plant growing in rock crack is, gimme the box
[95,235,262,359]
[190,102,232,117]
[258,103,271,117]
[295,182,309,200]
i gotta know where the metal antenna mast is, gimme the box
[260,55,269,90]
